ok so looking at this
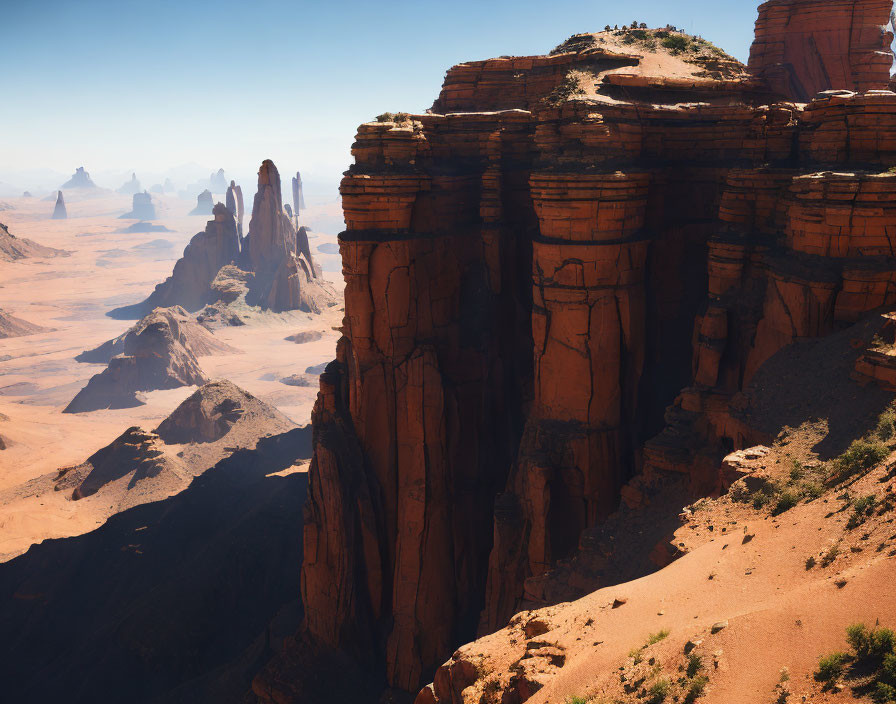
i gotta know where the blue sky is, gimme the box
[1,0,760,194]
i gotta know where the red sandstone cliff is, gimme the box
[749,0,894,101]
[257,4,896,700]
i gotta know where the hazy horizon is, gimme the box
[2,0,760,196]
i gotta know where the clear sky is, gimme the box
[1,0,760,194]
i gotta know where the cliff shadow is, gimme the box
[0,427,311,704]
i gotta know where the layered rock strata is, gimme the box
[279,8,896,701]
[749,0,894,101]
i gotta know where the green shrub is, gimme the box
[790,460,804,481]
[773,490,800,515]
[686,653,703,678]
[565,697,588,704]
[832,440,889,480]
[648,678,671,702]
[871,629,896,659]
[646,629,670,646]
[661,35,689,52]
[883,651,896,681]
[816,652,847,681]
[873,681,896,704]
[684,675,709,703]
[877,409,896,440]
[847,623,870,655]
[821,542,841,567]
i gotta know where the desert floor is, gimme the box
[0,189,344,560]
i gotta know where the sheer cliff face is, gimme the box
[749,0,894,101]
[299,10,896,698]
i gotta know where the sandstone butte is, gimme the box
[253,0,896,700]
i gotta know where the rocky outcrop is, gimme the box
[119,191,156,220]
[112,203,241,317]
[749,0,894,101]
[51,191,66,219]
[0,309,52,338]
[60,166,96,189]
[117,172,141,195]
[0,222,68,261]
[243,160,334,313]
[77,305,235,363]
[280,13,896,701]
[64,309,210,412]
[226,179,245,237]
[189,189,214,216]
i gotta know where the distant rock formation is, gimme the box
[0,221,69,261]
[110,204,241,318]
[22,191,32,198]
[61,167,96,189]
[155,379,293,444]
[64,308,212,412]
[209,168,228,192]
[112,161,335,320]
[117,173,141,195]
[292,171,305,213]
[285,330,324,344]
[0,309,52,338]
[62,427,184,500]
[243,159,333,313]
[119,191,156,220]
[226,180,244,238]
[58,379,296,502]
[51,191,67,220]
[189,189,214,216]
[117,222,171,234]
[77,305,236,363]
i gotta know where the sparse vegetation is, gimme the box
[820,541,841,567]
[565,697,589,704]
[877,408,896,440]
[816,624,896,700]
[848,495,878,529]
[646,629,671,646]
[830,439,889,482]
[375,112,411,124]
[648,678,671,703]
[661,35,690,53]
[805,555,816,570]
[686,653,703,678]
[815,652,847,682]
[683,674,709,703]
[545,70,588,105]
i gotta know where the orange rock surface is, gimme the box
[260,5,896,700]
[749,0,894,101]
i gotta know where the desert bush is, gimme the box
[565,697,589,704]
[684,675,709,703]
[773,489,800,515]
[831,440,888,481]
[686,653,703,678]
[877,408,896,440]
[648,678,671,702]
[805,555,816,569]
[661,35,689,53]
[821,542,841,567]
[646,629,670,646]
[848,495,878,528]
[815,652,847,681]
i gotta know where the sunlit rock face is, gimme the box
[256,4,896,701]
[749,0,894,101]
